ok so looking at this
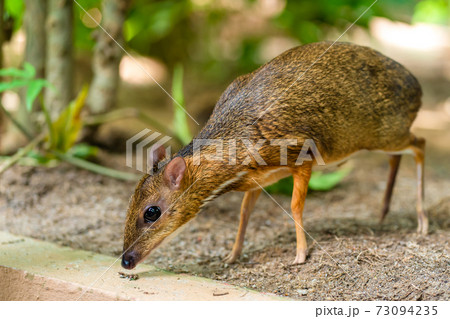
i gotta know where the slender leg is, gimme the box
[223,189,262,264]
[291,164,312,264]
[380,155,402,222]
[410,136,428,235]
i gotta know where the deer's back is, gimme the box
[198,42,422,163]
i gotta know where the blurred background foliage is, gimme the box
[91,0,446,78]
[0,0,449,190]
[4,0,449,81]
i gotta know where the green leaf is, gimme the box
[0,63,35,79]
[41,101,55,148]
[265,176,294,195]
[5,0,24,15]
[23,62,36,78]
[25,150,57,165]
[0,63,48,111]
[0,80,31,93]
[5,0,25,30]
[68,143,98,159]
[25,79,50,111]
[51,85,89,152]
[308,168,351,191]
[0,68,28,78]
[172,63,192,145]
[413,0,449,25]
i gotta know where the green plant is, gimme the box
[413,0,449,25]
[0,62,49,111]
[308,168,351,191]
[4,0,24,32]
[42,85,96,156]
[0,62,51,139]
[0,62,196,180]
[0,64,138,180]
[171,63,192,144]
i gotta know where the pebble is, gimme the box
[297,289,308,296]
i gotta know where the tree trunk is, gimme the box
[0,0,5,150]
[87,0,128,115]
[24,0,46,79]
[45,0,73,119]
[0,0,4,69]
[20,0,46,132]
[24,0,47,82]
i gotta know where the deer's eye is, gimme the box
[144,206,161,223]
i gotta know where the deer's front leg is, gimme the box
[291,164,312,264]
[223,189,261,264]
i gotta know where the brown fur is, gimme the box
[122,42,426,268]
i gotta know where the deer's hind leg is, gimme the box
[410,136,427,235]
[380,154,402,222]
[384,135,427,234]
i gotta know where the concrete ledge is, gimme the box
[0,232,283,300]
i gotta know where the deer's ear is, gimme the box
[164,157,186,190]
[148,145,166,169]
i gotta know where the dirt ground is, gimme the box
[1,145,449,300]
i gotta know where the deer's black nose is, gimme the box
[121,251,138,270]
